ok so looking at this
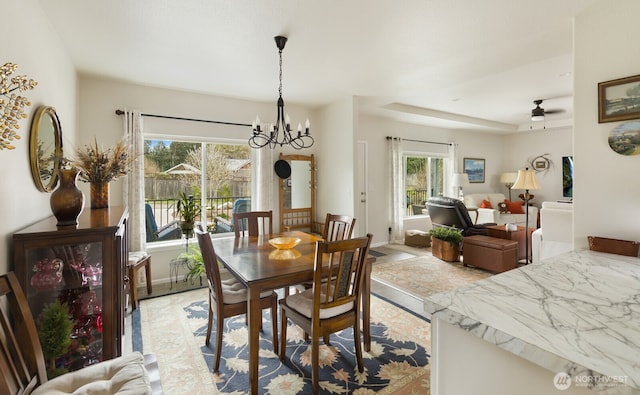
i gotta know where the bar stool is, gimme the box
[128,251,152,310]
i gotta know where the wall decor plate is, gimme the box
[608,121,640,155]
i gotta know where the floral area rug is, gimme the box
[371,253,492,300]
[134,287,431,394]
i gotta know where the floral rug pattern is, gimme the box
[188,298,428,394]
[136,288,431,394]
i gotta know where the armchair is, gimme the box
[531,201,573,263]
[426,196,495,237]
[145,203,182,242]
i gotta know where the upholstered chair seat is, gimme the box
[32,352,151,395]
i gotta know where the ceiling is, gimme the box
[38,0,599,133]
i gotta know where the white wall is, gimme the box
[502,127,573,203]
[2,0,77,274]
[573,0,640,249]
[315,97,356,220]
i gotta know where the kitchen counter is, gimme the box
[424,249,640,394]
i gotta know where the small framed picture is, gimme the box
[535,160,547,170]
[598,74,640,123]
[463,158,485,183]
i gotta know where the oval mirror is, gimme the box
[30,106,63,192]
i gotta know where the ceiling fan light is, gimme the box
[531,114,545,122]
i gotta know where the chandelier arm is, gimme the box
[249,36,312,150]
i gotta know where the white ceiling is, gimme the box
[38,0,599,133]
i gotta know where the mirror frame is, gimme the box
[278,153,316,232]
[30,106,63,192]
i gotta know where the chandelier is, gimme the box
[249,36,313,150]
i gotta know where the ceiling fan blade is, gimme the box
[544,108,565,115]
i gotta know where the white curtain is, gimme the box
[251,147,273,212]
[448,143,459,197]
[388,137,404,243]
[122,109,145,252]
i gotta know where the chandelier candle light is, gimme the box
[249,36,313,150]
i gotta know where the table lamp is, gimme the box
[500,172,518,200]
[511,168,540,264]
[452,173,469,200]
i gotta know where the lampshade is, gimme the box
[500,172,518,184]
[451,173,469,187]
[511,168,541,190]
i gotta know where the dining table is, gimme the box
[211,230,374,395]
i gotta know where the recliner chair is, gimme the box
[426,196,495,236]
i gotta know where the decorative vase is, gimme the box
[90,182,109,209]
[50,168,85,226]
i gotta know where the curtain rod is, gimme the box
[385,136,452,146]
[115,109,251,127]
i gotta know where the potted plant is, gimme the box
[179,244,205,285]
[429,226,463,262]
[176,192,202,238]
[38,300,74,378]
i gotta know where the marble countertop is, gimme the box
[424,249,640,394]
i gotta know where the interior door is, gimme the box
[356,141,368,237]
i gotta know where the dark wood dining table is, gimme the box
[211,230,374,395]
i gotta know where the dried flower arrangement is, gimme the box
[69,137,134,184]
[0,63,38,150]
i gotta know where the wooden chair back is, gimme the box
[233,211,273,237]
[322,213,356,241]
[313,234,372,313]
[195,228,224,307]
[0,272,48,395]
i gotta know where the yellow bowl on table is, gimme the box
[269,237,301,250]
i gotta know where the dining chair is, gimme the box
[322,213,356,241]
[279,233,373,394]
[290,213,357,296]
[0,271,162,395]
[195,228,279,372]
[233,210,273,237]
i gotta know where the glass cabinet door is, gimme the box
[25,241,104,371]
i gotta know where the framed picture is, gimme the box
[463,158,485,183]
[598,74,640,123]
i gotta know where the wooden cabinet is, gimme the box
[13,206,128,372]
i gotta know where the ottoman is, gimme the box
[405,230,431,248]
[463,235,518,273]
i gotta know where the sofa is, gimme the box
[463,193,538,228]
[531,201,573,263]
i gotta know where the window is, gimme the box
[404,154,445,216]
[144,138,251,242]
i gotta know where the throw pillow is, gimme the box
[480,199,493,209]
[504,199,525,214]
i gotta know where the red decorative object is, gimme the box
[30,258,63,291]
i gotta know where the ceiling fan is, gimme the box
[531,99,564,121]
